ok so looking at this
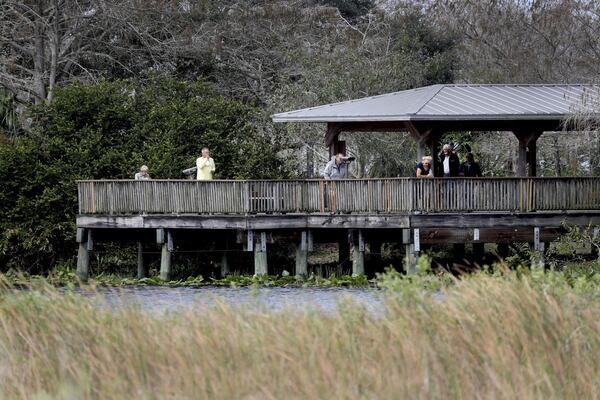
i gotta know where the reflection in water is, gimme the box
[75,286,385,315]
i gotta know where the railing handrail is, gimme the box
[76,176,600,183]
[77,177,600,215]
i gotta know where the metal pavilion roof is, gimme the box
[271,84,600,123]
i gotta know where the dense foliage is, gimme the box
[0,78,287,272]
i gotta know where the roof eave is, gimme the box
[271,114,577,123]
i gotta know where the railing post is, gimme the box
[331,181,337,214]
[244,181,251,213]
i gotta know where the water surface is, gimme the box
[76,286,385,315]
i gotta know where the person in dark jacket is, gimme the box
[439,144,460,177]
[459,152,482,177]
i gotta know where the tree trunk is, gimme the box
[33,0,47,103]
[47,0,60,103]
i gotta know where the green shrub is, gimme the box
[0,77,288,272]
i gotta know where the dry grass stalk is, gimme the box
[0,276,598,399]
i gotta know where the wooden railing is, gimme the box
[77,178,600,215]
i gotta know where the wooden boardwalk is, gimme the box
[75,178,600,279]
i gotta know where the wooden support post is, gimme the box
[159,229,173,281]
[533,227,541,251]
[351,229,365,276]
[76,228,89,281]
[295,231,309,278]
[405,244,417,275]
[403,229,418,274]
[514,130,542,177]
[220,251,230,278]
[160,243,171,281]
[531,227,545,270]
[254,232,268,276]
[137,242,148,279]
[246,230,254,252]
[517,140,528,177]
[402,229,411,244]
[528,140,537,177]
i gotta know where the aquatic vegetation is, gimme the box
[0,267,374,288]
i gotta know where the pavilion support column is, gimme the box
[514,130,543,177]
[528,140,537,177]
[407,123,443,173]
[326,123,345,158]
[517,141,528,177]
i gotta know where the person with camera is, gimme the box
[321,153,352,180]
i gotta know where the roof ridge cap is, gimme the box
[413,84,445,115]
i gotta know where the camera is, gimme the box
[341,156,355,163]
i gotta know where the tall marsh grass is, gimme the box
[0,272,599,399]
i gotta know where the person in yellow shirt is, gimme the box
[196,147,216,180]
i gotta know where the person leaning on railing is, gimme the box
[321,153,351,180]
[416,156,434,178]
[196,147,216,180]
